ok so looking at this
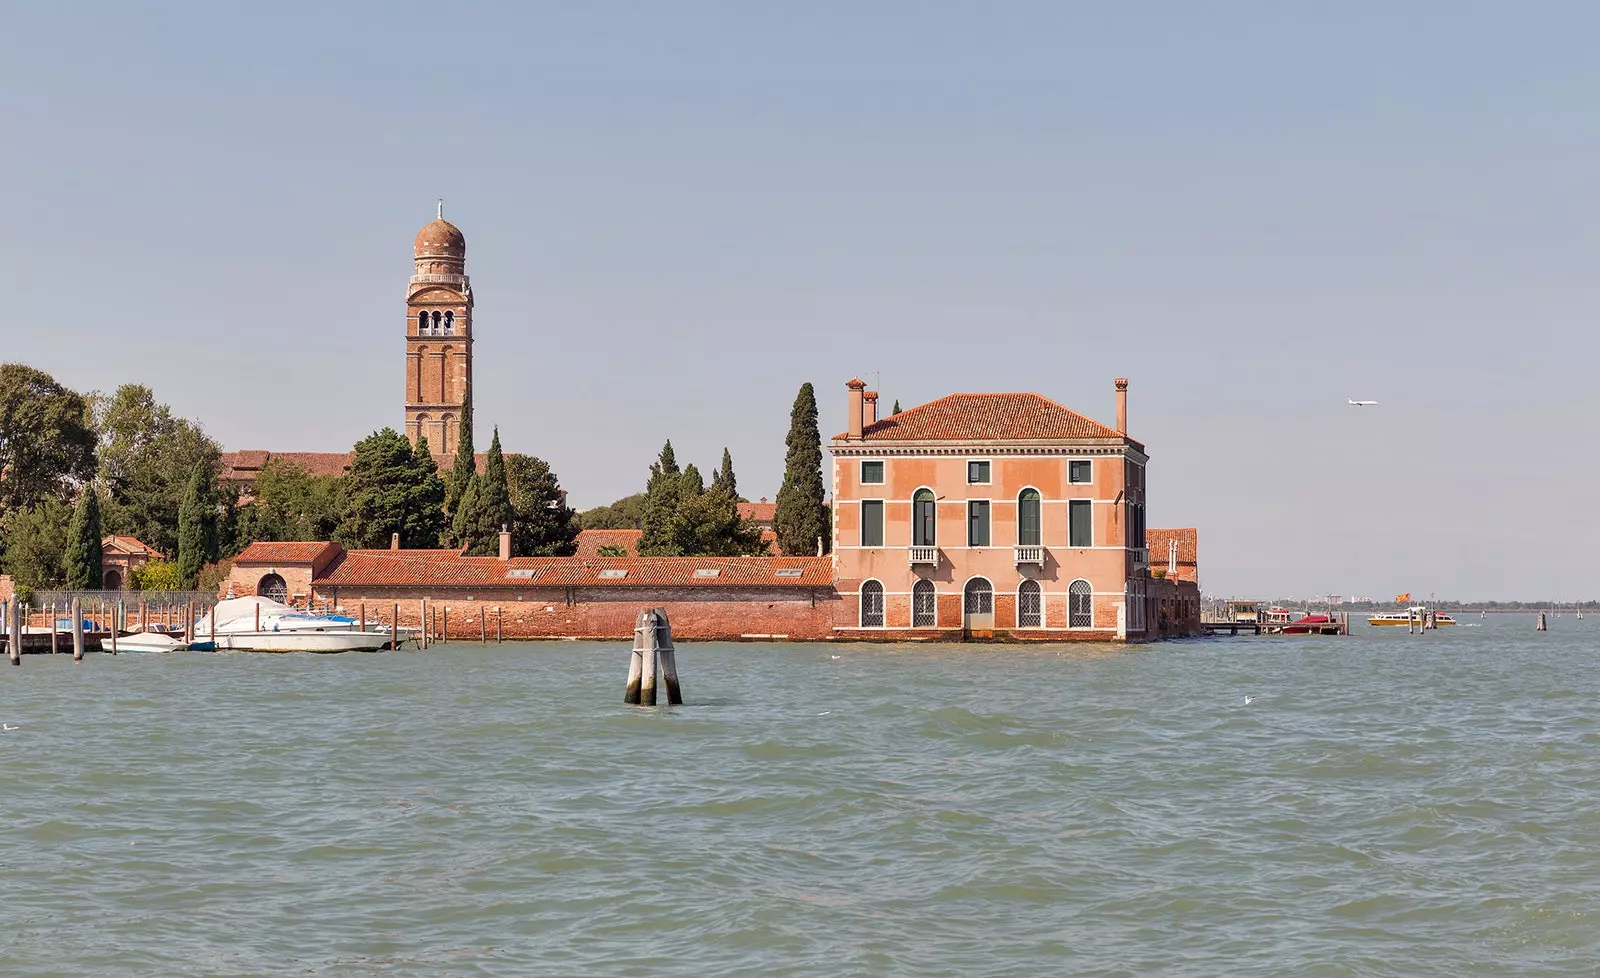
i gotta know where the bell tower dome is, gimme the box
[405,201,473,456]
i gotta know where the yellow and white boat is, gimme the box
[1368,607,1456,627]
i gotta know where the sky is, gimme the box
[4,2,1598,600]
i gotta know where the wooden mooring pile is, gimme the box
[624,608,682,706]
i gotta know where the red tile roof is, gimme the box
[737,501,776,523]
[574,529,642,557]
[234,541,343,565]
[101,535,164,558]
[315,550,833,589]
[1147,528,1198,581]
[836,392,1129,444]
[220,450,488,482]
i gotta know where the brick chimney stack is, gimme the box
[846,378,867,440]
[499,524,511,561]
[390,532,400,551]
[1114,378,1129,434]
[863,390,879,427]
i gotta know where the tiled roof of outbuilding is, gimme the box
[102,535,165,558]
[234,541,343,565]
[1146,528,1199,581]
[837,393,1128,443]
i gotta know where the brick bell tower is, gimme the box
[405,201,473,456]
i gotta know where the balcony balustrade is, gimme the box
[1014,545,1044,566]
[909,546,939,567]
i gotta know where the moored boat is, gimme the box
[117,631,189,653]
[192,597,413,653]
[1368,607,1456,627]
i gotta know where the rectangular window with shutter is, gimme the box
[1069,500,1092,548]
[861,500,884,547]
[968,500,990,547]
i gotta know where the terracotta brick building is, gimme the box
[101,536,164,591]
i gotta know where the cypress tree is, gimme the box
[891,400,901,415]
[712,447,737,497]
[774,383,831,557]
[64,489,103,590]
[443,392,476,537]
[176,466,213,588]
[451,427,512,555]
[638,440,685,556]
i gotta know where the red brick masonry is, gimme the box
[225,543,1200,643]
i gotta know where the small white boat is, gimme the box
[192,597,407,653]
[116,631,189,654]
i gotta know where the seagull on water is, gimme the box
[2,724,19,731]
[1243,696,1255,706]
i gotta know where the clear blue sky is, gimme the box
[6,2,1597,599]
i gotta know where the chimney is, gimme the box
[846,378,867,440]
[390,532,400,551]
[498,524,511,561]
[863,390,879,427]
[1114,378,1129,434]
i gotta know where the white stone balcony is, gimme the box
[909,546,939,567]
[1014,545,1044,566]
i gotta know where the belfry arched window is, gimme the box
[860,580,885,628]
[417,311,428,334]
[431,310,442,333]
[443,310,454,333]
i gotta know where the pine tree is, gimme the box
[443,392,476,539]
[339,429,445,549]
[505,453,579,556]
[451,427,512,555]
[638,440,685,556]
[64,489,103,590]
[176,466,214,588]
[891,400,901,415]
[774,383,830,556]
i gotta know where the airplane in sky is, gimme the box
[1346,398,1379,407]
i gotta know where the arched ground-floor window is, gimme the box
[258,573,288,604]
[912,579,936,627]
[1069,579,1093,628]
[860,580,885,627]
[103,568,123,591]
[1018,579,1042,627]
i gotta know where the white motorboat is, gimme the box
[116,631,189,654]
[192,597,410,653]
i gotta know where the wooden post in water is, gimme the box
[655,609,682,705]
[442,606,449,644]
[480,607,487,643]
[359,601,366,633]
[419,599,428,649]
[109,599,118,654]
[392,603,400,649]
[209,600,215,647]
[495,607,503,643]
[72,597,84,662]
[186,599,195,643]
[8,600,20,665]
[625,608,682,706]
[50,601,58,655]
[1537,612,1548,631]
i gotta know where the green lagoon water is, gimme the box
[2,617,1598,976]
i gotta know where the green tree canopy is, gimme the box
[338,429,445,549]
[132,560,184,592]
[452,427,513,556]
[64,489,103,590]
[774,382,831,557]
[577,493,647,530]
[505,453,579,556]
[92,383,220,556]
[443,392,476,539]
[234,458,344,547]
[0,363,98,515]
[639,447,764,557]
[0,498,72,589]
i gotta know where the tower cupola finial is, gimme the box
[437,198,444,220]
